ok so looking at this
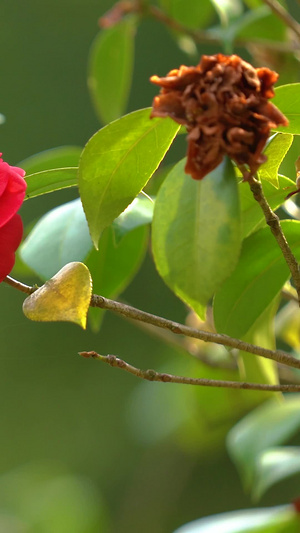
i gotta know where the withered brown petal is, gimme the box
[150,54,288,180]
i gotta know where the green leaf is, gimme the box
[210,0,243,26]
[236,6,286,42]
[20,199,92,279]
[88,17,135,124]
[209,6,281,51]
[227,395,300,490]
[112,194,154,243]
[19,146,82,173]
[258,133,293,188]
[239,174,295,239]
[253,446,300,501]
[238,298,279,393]
[78,108,180,248]
[152,157,241,318]
[20,196,150,331]
[19,146,82,199]
[86,225,148,332]
[213,220,300,338]
[272,84,300,135]
[173,505,299,533]
[20,196,152,283]
[24,167,78,200]
[159,0,214,29]
[23,262,92,329]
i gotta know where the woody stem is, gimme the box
[248,175,300,305]
[79,351,300,392]
[5,275,300,370]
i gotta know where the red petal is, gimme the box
[0,214,23,282]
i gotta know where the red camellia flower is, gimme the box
[150,54,288,180]
[0,155,26,282]
[0,214,24,282]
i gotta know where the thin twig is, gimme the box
[263,0,300,41]
[90,294,300,370]
[248,176,300,304]
[147,4,300,52]
[4,275,300,371]
[79,351,300,392]
[122,308,237,369]
[3,276,35,295]
[100,1,300,52]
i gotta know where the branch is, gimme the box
[263,0,300,41]
[247,176,300,304]
[4,276,35,294]
[5,275,300,371]
[79,351,300,392]
[100,1,300,52]
[147,4,300,52]
[90,294,300,370]
[121,307,237,369]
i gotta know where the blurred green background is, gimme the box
[1,1,300,531]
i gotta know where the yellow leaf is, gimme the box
[23,262,92,329]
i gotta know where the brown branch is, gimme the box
[121,308,237,369]
[5,275,300,371]
[3,276,35,295]
[90,294,300,370]
[79,351,300,392]
[147,4,300,52]
[263,0,300,41]
[248,176,300,304]
[99,1,300,52]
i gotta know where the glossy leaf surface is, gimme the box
[20,196,152,281]
[258,133,293,188]
[20,199,92,279]
[20,146,82,199]
[159,0,213,29]
[112,195,154,242]
[78,109,179,248]
[152,158,241,318]
[273,84,300,135]
[173,505,299,533]
[236,6,285,42]
[210,0,243,26]
[24,168,78,200]
[87,225,148,331]
[253,446,300,501]
[213,220,300,338]
[227,395,300,489]
[88,17,135,124]
[19,146,82,173]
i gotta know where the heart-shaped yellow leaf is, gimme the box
[23,262,92,329]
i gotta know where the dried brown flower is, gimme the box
[150,54,288,180]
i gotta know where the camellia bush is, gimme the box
[4,0,300,531]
